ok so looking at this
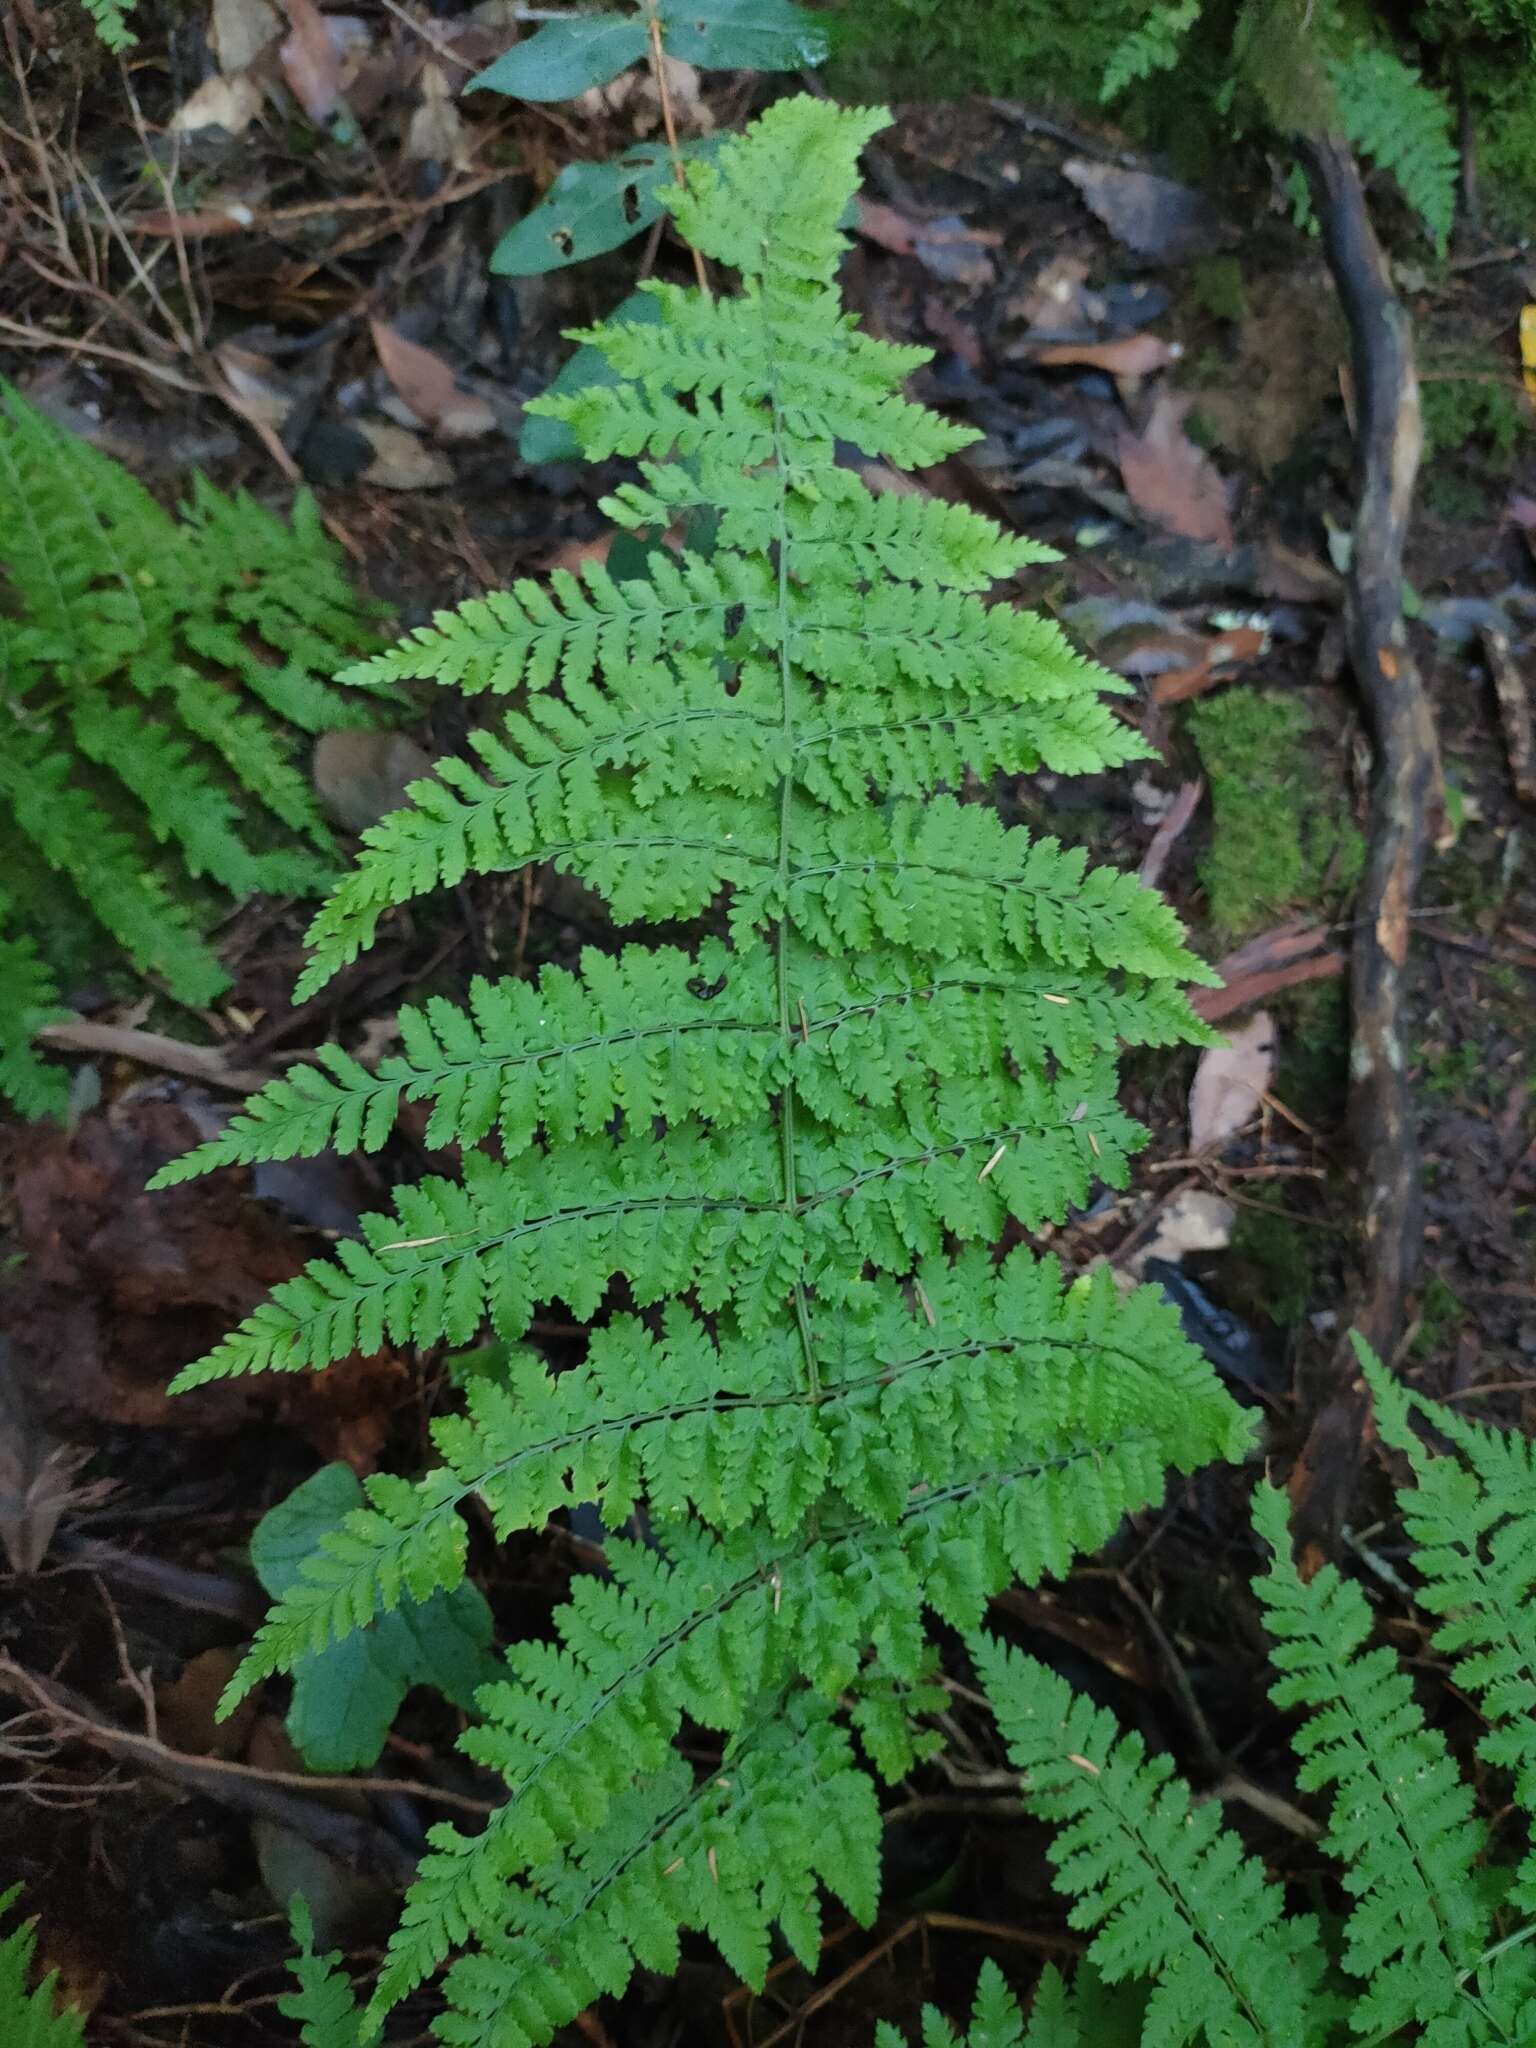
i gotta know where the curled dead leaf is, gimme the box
[1117,391,1234,550]
[169,71,264,134]
[1188,1011,1277,1154]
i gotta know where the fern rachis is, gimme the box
[159,97,1249,2044]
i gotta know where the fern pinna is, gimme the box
[0,384,388,1119]
[156,98,1249,2044]
[894,1348,1536,2048]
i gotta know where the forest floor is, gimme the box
[1,15,1534,2045]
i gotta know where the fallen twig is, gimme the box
[32,1020,271,1093]
[0,1658,424,1883]
[1293,133,1441,1560]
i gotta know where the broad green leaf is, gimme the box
[490,146,674,276]
[250,1465,498,1773]
[468,16,648,102]
[519,290,663,464]
[658,0,827,71]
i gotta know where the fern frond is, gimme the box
[161,96,1246,2039]
[0,902,70,1121]
[279,1898,363,2048]
[210,1254,1240,1702]
[0,1888,87,2048]
[1360,1343,1536,1912]
[0,382,381,1113]
[1100,0,1200,101]
[975,1629,1334,2048]
[156,939,1211,1185]
[1251,1480,1492,2038]
[0,735,228,1008]
[407,1695,879,2048]
[876,1957,1146,2048]
[77,0,137,46]
[1330,46,1459,251]
[368,1424,1211,2036]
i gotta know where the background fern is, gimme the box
[76,0,137,51]
[883,1353,1536,2048]
[0,1889,86,2048]
[0,385,393,1118]
[157,97,1249,2042]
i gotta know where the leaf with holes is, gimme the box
[469,16,649,101]
[659,0,827,70]
[491,145,678,276]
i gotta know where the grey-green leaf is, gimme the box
[490,147,674,276]
[251,1465,498,1773]
[658,0,827,71]
[519,290,663,464]
[468,16,649,101]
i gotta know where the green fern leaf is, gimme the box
[1251,1479,1492,2037]
[0,1889,87,2048]
[876,1957,1146,2048]
[279,1897,363,2048]
[0,904,71,1121]
[975,1629,1333,2048]
[161,95,1247,2041]
[1359,1340,1536,1914]
[1100,0,1200,102]
[0,383,382,1114]
[76,0,137,46]
[1330,46,1459,251]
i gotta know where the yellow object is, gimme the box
[1520,304,1536,397]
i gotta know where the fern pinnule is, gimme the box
[159,97,1247,2038]
[1251,1479,1494,2038]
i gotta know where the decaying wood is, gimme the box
[1482,627,1536,804]
[1291,135,1441,1562]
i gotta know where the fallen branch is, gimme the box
[0,1657,422,1886]
[1293,134,1441,1559]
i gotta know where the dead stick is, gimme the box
[0,1658,421,1887]
[1295,133,1440,1558]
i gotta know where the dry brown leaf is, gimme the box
[0,1340,102,1574]
[856,198,916,257]
[1188,1011,1276,1154]
[407,62,471,170]
[1063,159,1231,264]
[1137,776,1204,889]
[313,729,435,833]
[1117,392,1234,550]
[369,319,457,424]
[169,71,264,134]
[1036,334,1182,379]
[213,342,297,432]
[1122,1189,1236,1276]
[357,420,453,489]
[923,295,983,371]
[278,0,354,119]
[1151,624,1267,704]
[211,0,281,72]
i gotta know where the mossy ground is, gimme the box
[1186,688,1366,944]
